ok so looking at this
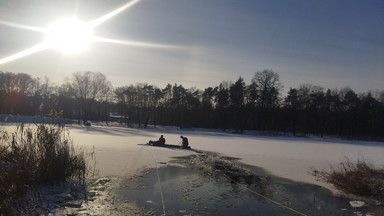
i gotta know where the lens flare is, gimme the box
[0,0,184,65]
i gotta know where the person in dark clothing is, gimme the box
[180,135,189,149]
[149,135,165,146]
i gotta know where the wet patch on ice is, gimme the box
[16,151,384,215]
[115,152,384,216]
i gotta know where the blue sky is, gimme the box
[0,0,383,93]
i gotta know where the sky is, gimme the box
[0,0,383,93]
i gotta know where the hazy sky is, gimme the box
[0,0,383,92]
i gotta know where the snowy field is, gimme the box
[63,124,384,189]
[2,123,384,188]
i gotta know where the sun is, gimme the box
[44,18,94,54]
[0,0,181,65]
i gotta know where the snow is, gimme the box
[64,124,384,188]
[2,122,384,188]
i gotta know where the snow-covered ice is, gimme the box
[2,123,384,215]
[2,123,383,188]
[63,124,384,188]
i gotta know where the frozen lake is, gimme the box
[62,124,384,186]
[2,123,384,215]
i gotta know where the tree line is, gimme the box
[1,70,383,139]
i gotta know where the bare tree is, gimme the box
[0,72,36,114]
[63,71,113,123]
[251,70,283,108]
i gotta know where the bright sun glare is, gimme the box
[0,0,179,65]
[44,18,94,54]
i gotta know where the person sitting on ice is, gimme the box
[180,135,189,149]
[149,135,166,146]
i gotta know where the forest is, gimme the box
[0,70,383,139]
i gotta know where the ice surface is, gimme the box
[65,124,384,187]
[2,123,383,188]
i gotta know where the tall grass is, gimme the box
[311,157,384,200]
[0,124,91,214]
